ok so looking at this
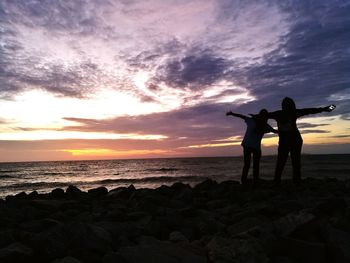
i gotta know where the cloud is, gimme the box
[155,52,229,89]
[0,0,349,159]
[62,103,244,143]
[1,0,101,34]
[299,129,330,134]
[235,1,350,109]
[297,122,330,129]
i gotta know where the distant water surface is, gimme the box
[0,155,349,198]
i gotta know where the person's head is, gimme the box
[254,108,268,134]
[258,108,268,120]
[282,97,296,111]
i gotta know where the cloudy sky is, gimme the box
[0,0,349,161]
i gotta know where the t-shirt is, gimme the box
[241,118,273,150]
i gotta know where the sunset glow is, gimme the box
[61,148,169,157]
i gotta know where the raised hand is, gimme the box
[324,104,336,112]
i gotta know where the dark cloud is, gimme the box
[0,55,105,98]
[328,134,350,138]
[297,122,329,129]
[299,129,330,134]
[62,103,244,144]
[235,0,350,111]
[156,52,229,89]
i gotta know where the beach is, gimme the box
[1,177,350,263]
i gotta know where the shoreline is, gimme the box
[1,178,350,262]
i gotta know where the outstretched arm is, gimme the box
[296,105,336,118]
[265,110,281,120]
[226,111,248,120]
[264,124,278,134]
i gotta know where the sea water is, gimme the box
[0,155,349,198]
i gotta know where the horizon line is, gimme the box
[1,152,349,164]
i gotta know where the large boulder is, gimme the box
[51,188,65,198]
[88,187,108,197]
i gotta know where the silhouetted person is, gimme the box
[226,109,278,184]
[266,97,336,184]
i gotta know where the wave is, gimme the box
[41,172,74,176]
[0,175,210,191]
[0,175,14,178]
[145,168,180,172]
[0,170,22,173]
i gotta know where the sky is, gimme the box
[0,0,349,162]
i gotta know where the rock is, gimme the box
[30,229,67,260]
[198,218,225,235]
[270,256,299,263]
[269,236,327,263]
[227,217,265,236]
[155,185,173,197]
[143,219,172,240]
[136,235,161,245]
[173,185,193,203]
[97,221,142,241]
[51,188,65,198]
[0,242,33,263]
[67,223,113,256]
[272,211,315,236]
[206,199,229,210]
[118,241,206,263]
[169,231,189,243]
[106,208,125,221]
[19,218,61,232]
[325,177,338,183]
[194,179,217,191]
[28,191,39,199]
[108,185,135,199]
[51,256,82,263]
[103,252,129,263]
[88,187,108,197]
[326,226,350,262]
[5,192,27,201]
[315,198,347,216]
[66,185,82,196]
[30,222,112,262]
[0,230,15,248]
[206,236,268,263]
[127,211,152,225]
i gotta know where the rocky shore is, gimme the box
[1,177,350,263]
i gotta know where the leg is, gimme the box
[291,140,303,184]
[274,144,289,183]
[241,147,251,184]
[253,149,262,182]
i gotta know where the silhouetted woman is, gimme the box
[267,97,335,184]
[227,109,277,184]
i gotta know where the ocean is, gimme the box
[0,154,349,198]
